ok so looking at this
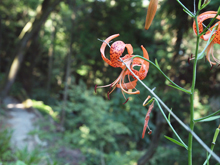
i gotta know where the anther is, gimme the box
[188,58,190,64]
[148,130,152,135]
[107,92,110,100]
[108,83,113,92]
[123,98,129,104]
[210,65,214,71]
[94,84,97,93]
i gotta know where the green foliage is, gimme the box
[106,150,143,165]
[0,129,13,162]
[149,146,187,165]
[15,160,27,165]
[164,135,186,148]
[32,100,58,121]
[15,147,42,165]
[57,80,132,151]
[1,0,220,164]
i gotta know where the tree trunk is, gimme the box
[138,112,165,165]
[0,14,2,71]
[46,13,57,98]
[60,0,75,127]
[0,0,61,99]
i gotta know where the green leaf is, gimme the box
[198,0,202,10]
[183,8,194,17]
[197,116,220,122]
[164,135,186,148]
[168,108,172,123]
[167,84,191,94]
[155,59,161,70]
[154,99,188,150]
[194,109,220,122]
[16,160,27,165]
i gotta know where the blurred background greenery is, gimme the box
[0,0,220,164]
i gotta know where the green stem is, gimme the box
[131,55,191,94]
[120,56,220,163]
[204,125,220,165]
[154,98,188,149]
[204,144,215,165]
[188,94,195,165]
[176,0,194,17]
[194,109,220,122]
[188,15,200,165]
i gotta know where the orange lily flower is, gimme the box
[100,34,133,68]
[193,11,220,66]
[96,34,149,103]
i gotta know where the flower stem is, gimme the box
[120,57,220,163]
[188,15,200,165]
[131,55,191,94]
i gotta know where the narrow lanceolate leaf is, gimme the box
[145,0,158,30]
[183,8,194,17]
[168,108,172,123]
[198,0,202,10]
[164,135,186,148]
[197,116,220,122]
[194,109,220,122]
[167,84,191,94]
[155,59,161,70]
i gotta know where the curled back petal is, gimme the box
[125,44,133,55]
[193,11,220,43]
[100,34,120,67]
[130,45,149,80]
[117,79,138,90]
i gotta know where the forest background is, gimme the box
[0,0,220,164]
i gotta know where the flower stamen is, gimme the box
[94,84,97,93]
[123,98,129,105]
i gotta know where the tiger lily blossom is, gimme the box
[193,11,220,66]
[95,34,149,103]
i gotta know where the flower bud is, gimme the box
[212,125,220,145]
[203,0,210,5]
[145,0,158,30]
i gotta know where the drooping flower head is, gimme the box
[193,11,220,66]
[96,34,149,103]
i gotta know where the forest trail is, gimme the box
[1,96,85,165]
[2,96,47,151]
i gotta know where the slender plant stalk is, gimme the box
[188,13,200,165]
[118,5,220,163]
[120,56,220,162]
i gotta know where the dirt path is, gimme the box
[3,96,46,151]
[1,96,84,165]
